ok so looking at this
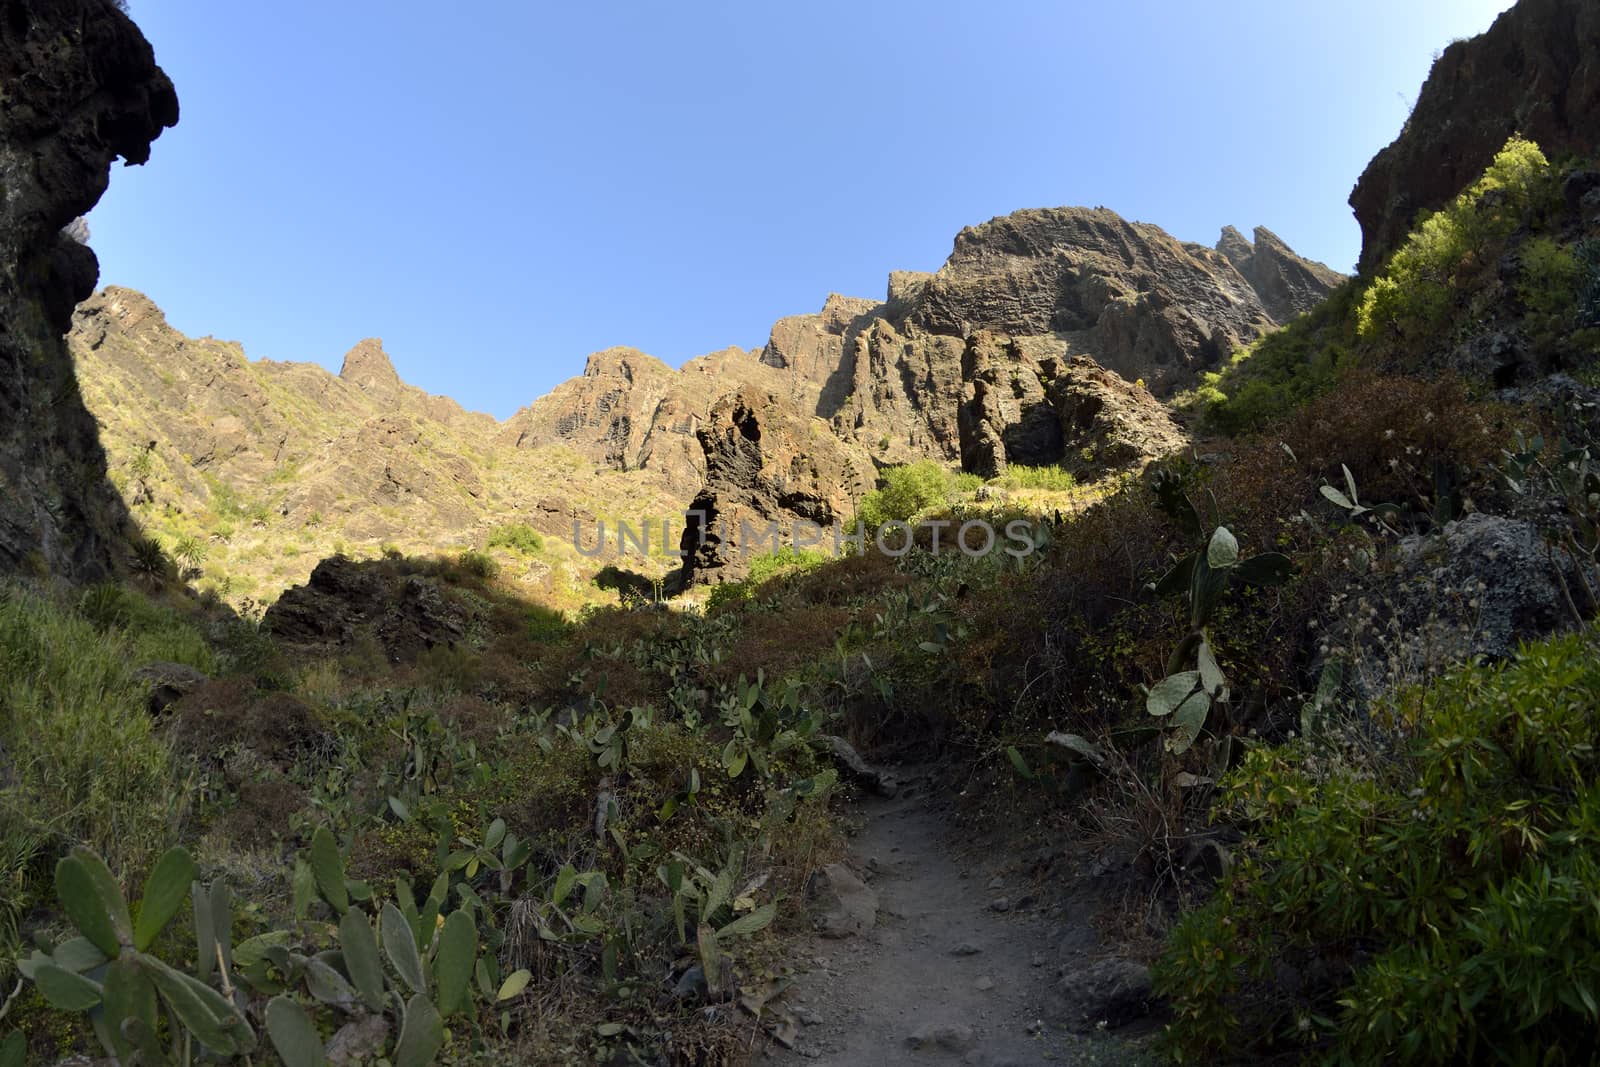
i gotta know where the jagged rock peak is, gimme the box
[1351,0,1600,271]
[905,205,1300,394]
[0,0,178,581]
[339,338,402,399]
[1215,225,1347,323]
[1215,225,1256,266]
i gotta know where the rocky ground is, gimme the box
[764,769,1158,1066]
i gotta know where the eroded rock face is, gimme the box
[0,0,177,580]
[676,389,872,585]
[903,207,1296,396]
[779,208,1339,470]
[502,344,796,484]
[957,333,1187,479]
[547,207,1338,491]
[72,290,496,538]
[1351,0,1600,271]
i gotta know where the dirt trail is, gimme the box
[761,767,1151,1066]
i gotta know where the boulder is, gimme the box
[1052,958,1153,1033]
[1327,513,1585,705]
[905,1021,977,1053]
[808,862,879,939]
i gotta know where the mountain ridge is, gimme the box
[69,207,1341,599]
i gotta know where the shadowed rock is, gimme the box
[1350,0,1600,271]
[0,0,177,580]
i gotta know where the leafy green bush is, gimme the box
[704,547,832,613]
[1156,624,1600,1063]
[486,523,544,556]
[1358,136,1553,342]
[857,461,965,529]
[1196,138,1559,436]
[1519,235,1579,317]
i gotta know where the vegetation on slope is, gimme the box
[6,136,1600,1065]
[1157,624,1600,1062]
[1191,137,1600,434]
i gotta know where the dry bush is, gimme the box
[706,603,851,687]
[1278,371,1515,508]
[168,679,331,768]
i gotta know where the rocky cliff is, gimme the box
[510,208,1341,490]
[1351,0,1600,271]
[0,0,177,580]
[665,208,1339,579]
[817,208,1339,475]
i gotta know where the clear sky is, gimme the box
[90,0,1517,419]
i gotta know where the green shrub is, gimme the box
[1358,136,1552,342]
[995,464,1078,492]
[487,523,544,556]
[705,547,832,613]
[1519,235,1580,317]
[1156,624,1600,1063]
[857,461,965,529]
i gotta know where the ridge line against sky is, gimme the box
[88,0,1516,419]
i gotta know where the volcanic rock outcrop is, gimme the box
[676,390,873,585]
[1351,0,1600,271]
[0,0,177,580]
[755,208,1340,470]
[958,333,1187,479]
[502,344,802,485]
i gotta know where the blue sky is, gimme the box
[92,0,1516,419]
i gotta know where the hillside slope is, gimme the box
[71,288,687,604]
